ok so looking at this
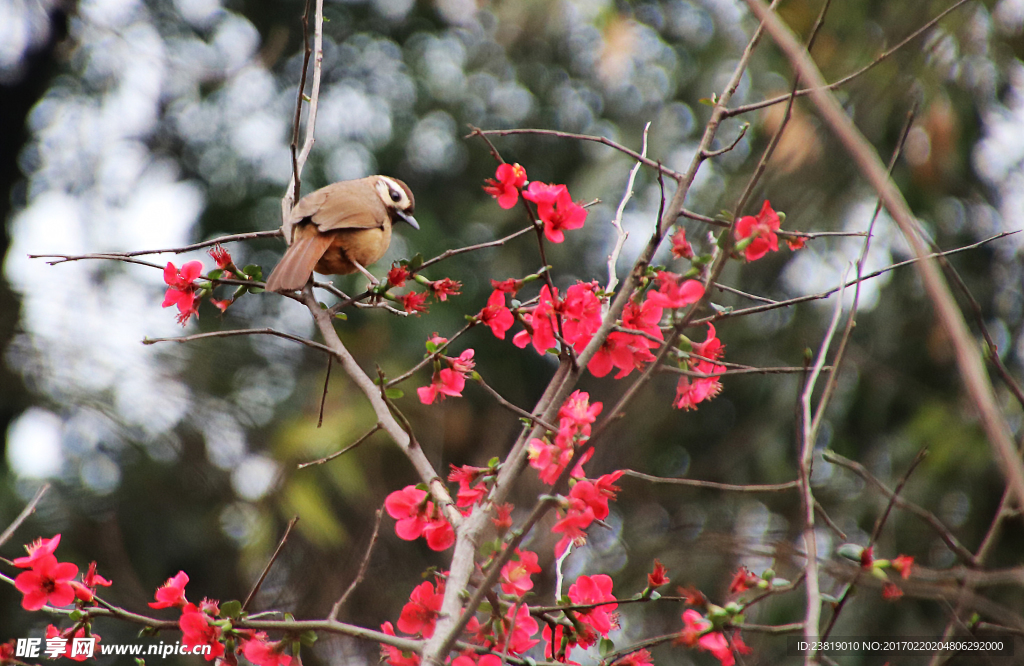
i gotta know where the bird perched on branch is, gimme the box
[265,176,418,293]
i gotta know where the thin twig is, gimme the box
[606,122,650,293]
[474,375,559,433]
[623,470,798,492]
[476,128,683,182]
[143,327,333,355]
[0,484,51,549]
[318,356,333,428]
[330,508,384,619]
[242,516,299,612]
[297,424,383,469]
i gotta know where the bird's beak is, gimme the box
[395,209,419,230]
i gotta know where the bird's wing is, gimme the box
[289,178,388,232]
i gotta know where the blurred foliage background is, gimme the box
[2,0,1024,663]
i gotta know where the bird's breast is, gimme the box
[315,225,392,275]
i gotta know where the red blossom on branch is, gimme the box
[14,554,79,611]
[162,260,204,325]
[242,633,292,666]
[381,622,420,666]
[388,264,410,287]
[734,200,781,262]
[499,548,542,597]
[568,574,618,637]
[671,227,694,259]
[384,486,454,550]
[13,534,61,569]
[483,162,528,209]
[179,601,224,661]
[208,244,233,272]
[398,579,445,637]
[646,271,704,310]
[149,570,189,609]
[45,625,100,662]
[428,277,462,301]
[478,289,515,339]
[678,609,749,666]
[399,291,429,314]
[647,560,670,589]
[523,182,588,243]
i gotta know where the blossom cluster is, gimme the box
[7,534,293,666]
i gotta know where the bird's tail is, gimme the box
[265,227,333,293]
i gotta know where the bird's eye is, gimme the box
[389,188,402,203]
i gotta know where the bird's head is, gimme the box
[375,176,418,230]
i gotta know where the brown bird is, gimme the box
[265,176,418,293]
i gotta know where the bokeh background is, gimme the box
[3,0,1024,663]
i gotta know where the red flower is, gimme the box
[786,234,806,250]
[484,163,528,209]
[491,277,524,294]
[385,487,431,540]
[526,184,588,244]
[673,360,725,410]
[242,633,291,666]
[479,290,515,339]
[70,561,112,602]
[449,464,489,508]
[512,285,559,354]
[179,602,224,661]
[647,560,670,588]
[162,260,204,325]
[418,368,466,405]
[500,549,542,597]
[882,582,904,600]
[14,555,79,611]
[552,500,596,557]
[388,264,410,287]
[615,650,654,666]
[208,245,233,272]
[891,554,914,579]
[728,566,759,595]
[561,282,603,350]
[210,298,233,312]
[492,503,514,531]
[646,271,704,310]
[399,291,429,314]
[422,518,455,550]
[381,622,420,666]
[384,486,454,550]
[679,610,740,666]
[429,277,462,301]
[149,570,189,609]
[671,228,694,259]
[734,200,781,261]
[45,625,100,662]
[502,603,540,654]
[568,574,618,637]
[398,580,444,637]
[13,534,61,568]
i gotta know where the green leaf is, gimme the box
[408,253,424,271]
[334,312,347,320]
[698,97,715,106]
[385,388,404,400]
[242,264,263,281]
[207,268,224,280]
[69,609,84,621]
[599,638,615,656]
[220,600,243,619]
[299,630,318,646]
